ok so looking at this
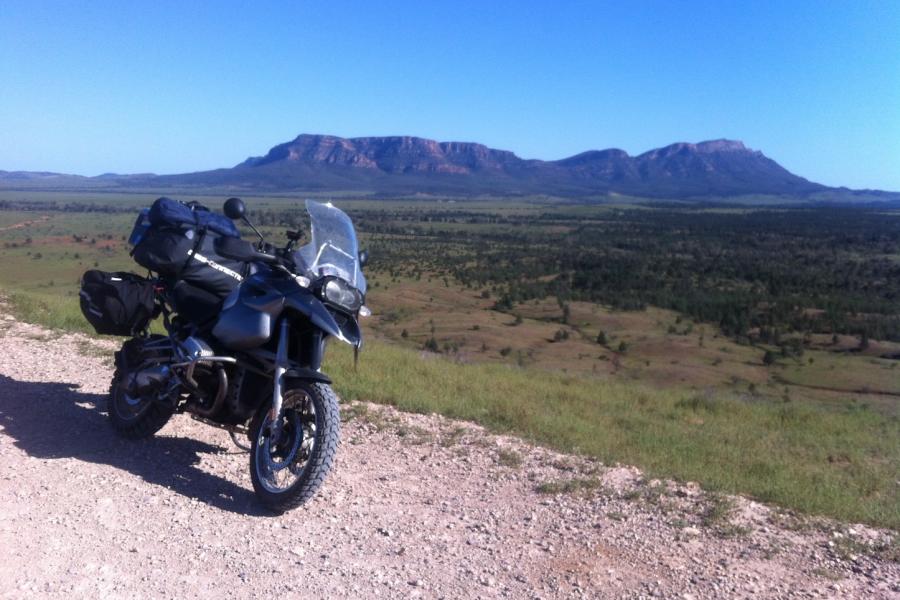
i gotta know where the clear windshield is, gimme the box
[295,200,366,293]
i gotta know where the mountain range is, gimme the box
[2,134,896,201]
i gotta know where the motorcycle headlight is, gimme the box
[322,278,363,312]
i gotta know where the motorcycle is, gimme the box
[100,198,367,512]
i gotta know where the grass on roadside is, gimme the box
[6,290,94,333]
[496,448,524,468]
[536,477,604,496]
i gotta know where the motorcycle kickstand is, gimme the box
[229,431,251,452]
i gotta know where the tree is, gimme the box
[493,295,513,311]
[762,350,776,366]
[617,341,628,353]
[596,331,608,345]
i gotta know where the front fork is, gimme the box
[268,318,291,440]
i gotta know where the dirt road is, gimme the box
[0,313,897,599]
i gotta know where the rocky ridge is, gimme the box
[219,134,822,197]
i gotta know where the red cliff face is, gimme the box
[245,135,522,175]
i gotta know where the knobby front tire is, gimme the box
[249,381,340,513]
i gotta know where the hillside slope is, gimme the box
[0,313,897,599]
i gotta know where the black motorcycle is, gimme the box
[80,197,368,512]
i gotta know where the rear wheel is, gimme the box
[249,381,340,513]
[107,369,174,439]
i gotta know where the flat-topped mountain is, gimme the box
[239,135,525,175]
[3,134,896,200]
[156,134,828,197]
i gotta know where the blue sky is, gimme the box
[1,1,898,189]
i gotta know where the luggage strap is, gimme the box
[177,225,208,279]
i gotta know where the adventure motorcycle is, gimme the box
[79,197,368,512]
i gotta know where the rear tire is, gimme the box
[107,369,174,439]
[249,381,340,513]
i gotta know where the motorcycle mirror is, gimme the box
[358,249,369,267]
[224,197,264,243]
[223,197,246,220]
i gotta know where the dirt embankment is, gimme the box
[0,313,897,599]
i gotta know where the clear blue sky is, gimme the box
[1,1,898,189]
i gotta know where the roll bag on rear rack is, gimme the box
[130,197,248,297]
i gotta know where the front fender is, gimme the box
[283,367,332,385]
[284,289,357,345]
[336,314,362,348]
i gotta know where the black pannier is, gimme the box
[130,197,247,298]
[79,270,158,336]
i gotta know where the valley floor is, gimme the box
[0,313,897,599]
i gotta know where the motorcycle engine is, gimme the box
[180,336,228,418]
[119,335,228,418]
[126,364,172,396]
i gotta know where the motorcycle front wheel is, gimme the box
[249,381,340,513]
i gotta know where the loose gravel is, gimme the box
[0,312,898,599]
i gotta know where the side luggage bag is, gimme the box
[79,270,158,336]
